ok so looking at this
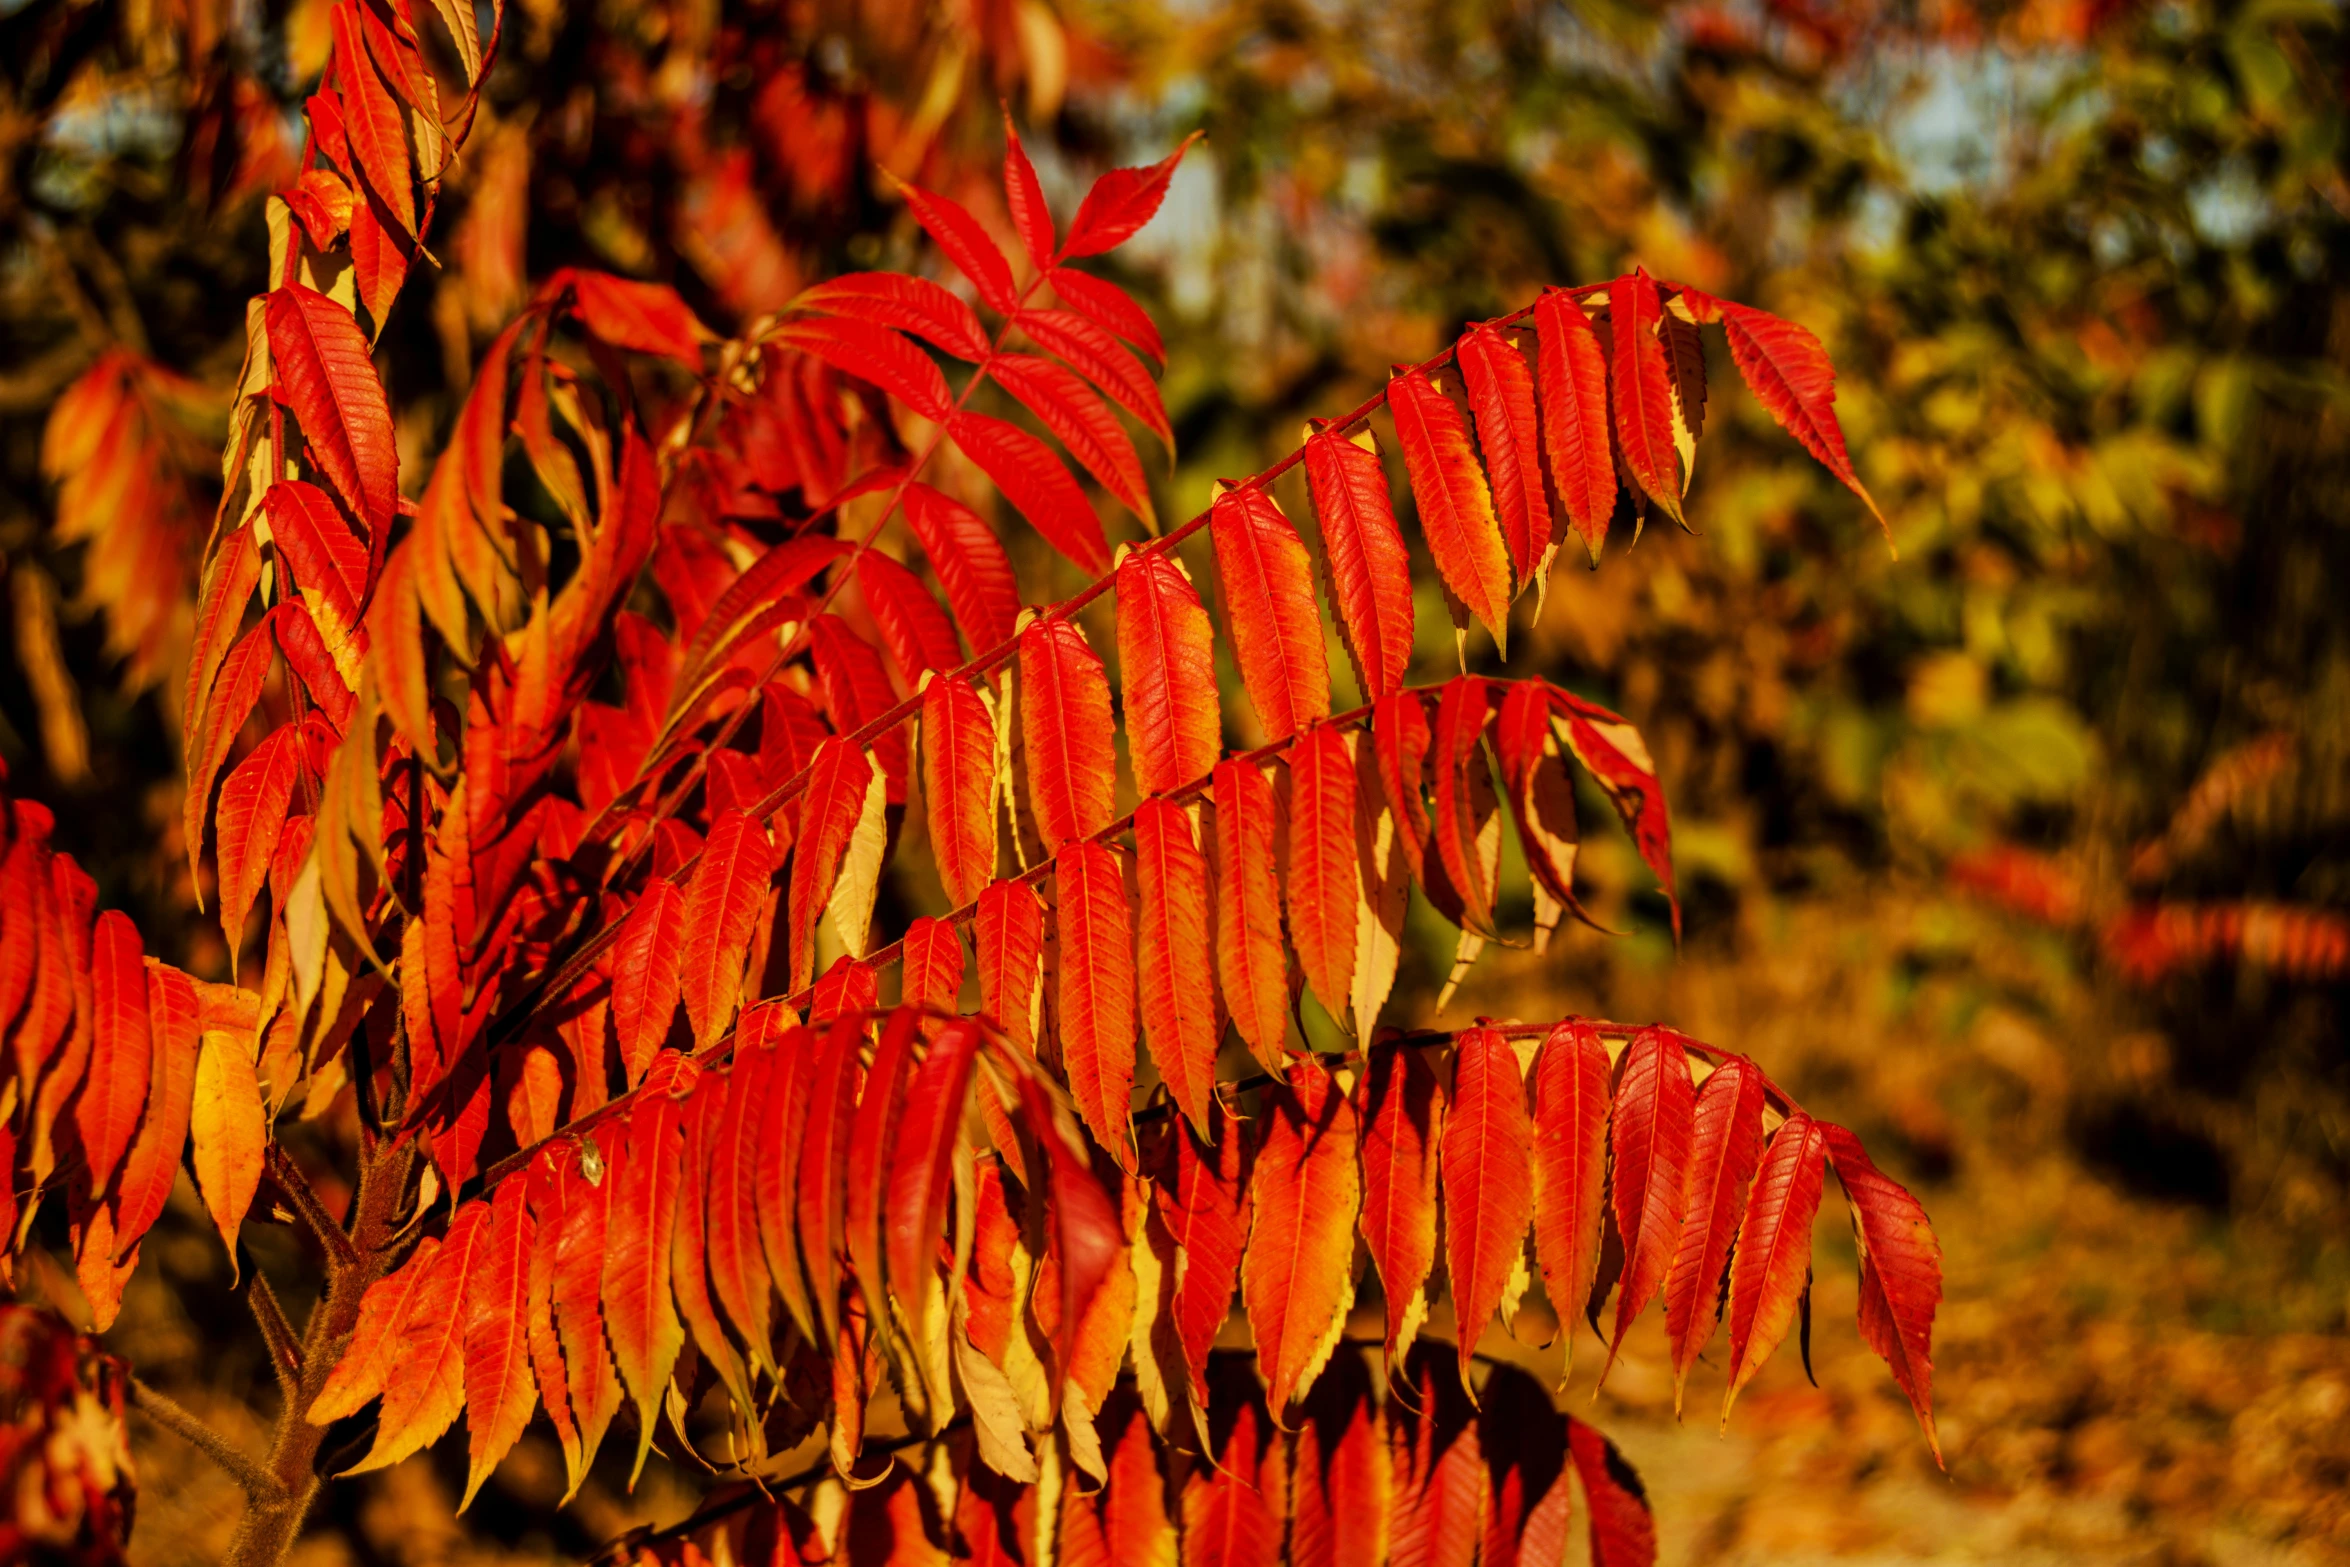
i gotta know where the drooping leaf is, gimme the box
[1303,423,1414,702]
[1456,322,1551,587]
[191,1024,265,1261]
[1181,1354,1286,1567]
[900,916,966,1011]
[1387,1344,1483,1567]
[670,1066,756,1422]
[110,962,199,1257]
[1018,616,1117,850]
[1212,757,1289,1071]
[1714,298,1888,539]
[1821,1122,1943,1464]
[267,284,398,551]
[1287,722,1358,1025]
[810,614,908,804]
[1442,1028,1535,1392]
[1210,485,1330,744]
[1721,1110,1825,1426]
[1242,1059,1361,1415]
[1056,841,1138,1167]
[1014,308,1172,453]
[1604,1027,1696,1374]
[1151,1095,1249,1421]
[920,675,999,910]
[1389,365,1512,651]
[329,4,416,237]
[602,1055,695,1481]
[855,551,963,688]
[347,1203,489,1474]
[609,881,685,1088]
[77,911,150,1194]
[795,1016,864,1344]
[680,809,775,1050]
[214,728,302,960]
[1534,289,1616,565]
[1548,684,1678,941]
[550,1136,628,1482]
[1011,1066,1123,1408]
[1116,550,1221,796]
[948,409,1110,574]
[786,739,875,993]
[1664,1057,1765,1410]
[883,1016,982,1377]
[1606,270,1684,529]
[1355,1044,1443,1374]
[752,1021,822,1343]
[309,1235,442,1427]
[844,1009,922,1339]
[187,617,281,876]
[1432,676,1502,940]
[1493,682,1591,951]
[459,1176,538,1509]
[264,480,371,681]
[706,1032,778,1377]
[1291,1350,1390,1567]
[1530,1019,1612,1381]
[1567,1416,1657,1567]
[977,878,1046,1055]
[1132,798,1218,1138]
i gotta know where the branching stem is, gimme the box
[129,1377,285,1502]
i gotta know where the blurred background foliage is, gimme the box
[3,0,2348,1559]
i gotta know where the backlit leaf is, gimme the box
[922,676,999,908]
[1211,485,1330,744]
[610,881,685,1088]
[1062,134,1201,259]
[1607,270,1683,529]
[1389,365,1511,651]
[1116,550,1220,796]
[903,481,1023,650]
[1530,1019,1612,1381]
[1664,1057,1764,1410]
[1716,298,1888,539]
[1212,757,1288,1072]
[1243,1059,1361,1415]
[1605,1027,1695,1374]
[1056,840,1138,1167]
[1534,289,1616,565]
[680,809,775,1050]
[1822,1122,1943,1464]
[1304,423,1414,702]
[1722,1110,1825,1427]
[1133,798,1217,1138]
[1019,617,1117,849]
[1442,1027,1534,1391]
[1355,1044,1443,1374]
[1287,722,1357,1024]
[1456,322,1551,587]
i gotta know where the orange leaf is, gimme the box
[671,1066,755,1416]
[1548,684,1678,941]
[1442,1028,1534,1391]
[1304,423,1414,702]
[609,881,685,1088]
[920,676,998,909]
[1386,1344,1483,1567]
[1530,1019,1611,1380]
[845,1008,923,1327]
[549,1137,627,1481]
[213,729,302,961]
[1291,1350,1389,1567]
[1115,550,1220,796]
[459,1177,538,1508]
[680,809,775,1049]
[707,1027,781,1373]
[186,621,277,875]
[1604,1026,1695,1376]
[1181,1356,1287,1562]
[1534,289,1616,565]
[1132,798,1217,1138]
[786,739,875,993]
[1056,840,1137,1167]
[1389,364,1511,650]
[1607,270,1683,528]
[347,1202,488,1473]
[1242,1059,1361,1415]
[266,284,398,550]
[1355,1043,1443,1375]
[977,879,1046,1055]
[1665,1057,1764,1410]
[752,1019,823,1343]
[1287,722,1358,1025]
[110,962,198,1258]
[328,2,415,237]
[1432,677,1501,937]
[1717,299,1888,539]
[1212,757,1288,1072]
[900,915,966,1011]
[1211,485,1330,744]
[1456,322,1551,585]
[883,1016,982,1352]
[795,1016,864,1344]
[1567,1416,1658,1567]
[1151,1094,1248,1418]
[603,1054,695,1481]
[565,271,709,365]
[77,911,149,1194]
[191,1022,265,1261]
[1722,1110,1824,1426]
[1019,617,1117,850]
[310,1234,442,1426]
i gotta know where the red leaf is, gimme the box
[977,878,1046,1054]
[329,3,415,237]
[520,1153,583,1488]
[896,179,1019,313]
[1372,690,1436,906]
[187,621,276,874]
[270,600,354,729]
[1605,1027,1696,1373]
[811,615,906,804]
[793,273,992,362]
[680,809,775,1050]
[603,1056,694,1478]
[986,351,1155,524]
[677,535,847,699]
[1432,676,1501,936]
[810,954,877,1025]
[1664,1057,1765,1409]
[706,1035,779,1376]
[78,911,149,1193]
[1718,300,1888,538]
[752,1020,822,1342]
[1133,798,1218,1138]
[267,284,398,554]
[214,728,302,958]
[265,480,370,652]
[777,316,953,422]
[786,738,876,994]
[1387,1345,1482,1567]
[1355,1043,1444,1373]
[1607,270,1684,527]
[1211,485,1330,744]
[796,1016,865,1343]
[1567,1417,1657,1567]
[1457,322,1551,586]
[1291,1350,1390,1567]
[1181,1357,1287,1567]
[609,881,685,1088]
[1062,133,1202,259]
[1011,1066,1123,1406]
[845,1008,923,1323]
[1493,683,1592,947]
[1535,289,1617,565]
[565,271,709,365]
[1001,116,1056,273]
[184,526,262,779]
[1243,1059,1362,1414]
[111,961,199,1257]
[1822,1122,1943,1463]
[1287,722,1357,1023]
[1303,423,1414,702]
[1048,266,1165,367]
[900,916,966,1010]
[884,1016,982,1339]
[1548,685,1678,941]
[1389,365,1512,650]
[1442,1027,1534,1390]
[1013,308,1172,452]
[1722,1110,1825,1425]
[1530,1019,1611,1379]
[1019,616,1117,850]
[671,1066,754,1415]
[1116,550,1221,797]
[310,1236,440,1426]
[920,676,998,909]
[1480,1366,1574,1567]
[854,550,962,686]
[1056,840,1138,1166]
[1212,757,1289,1071]
[348,1203,488,1473]
[460,1176,537,1508]
[902,481,1023,649]
[1152,1096,1249,1416]
[948,409,1109,574]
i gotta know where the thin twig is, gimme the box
[265,1144,363,1272]
[128,1377,285,1502]
[241,1262,305,1394]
